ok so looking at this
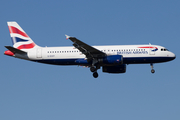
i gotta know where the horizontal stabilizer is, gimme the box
[5,46,26,54]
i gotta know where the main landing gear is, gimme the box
[93,72,98,78]
[90,59,100,78]
[150,63,155,73]
[90,66,100,78]
[90,66,96,72]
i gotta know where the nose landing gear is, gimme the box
[150,63,155,73]
[151,69,155,73]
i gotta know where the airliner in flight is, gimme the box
[4,22,176,78]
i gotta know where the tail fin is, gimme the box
[7,22,39,49]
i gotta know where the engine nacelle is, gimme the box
[99,55,123,65]
[102,64,126,73]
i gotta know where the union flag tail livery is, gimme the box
[5,22,40,57]
[4,21,176,78]
[7,22,39,49]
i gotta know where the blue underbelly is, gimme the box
[33,57,174,65]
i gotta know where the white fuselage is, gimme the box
[22,44,175,66]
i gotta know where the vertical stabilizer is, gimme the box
[7,22,39,49]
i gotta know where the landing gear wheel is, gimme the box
[90,66,96,72]
[93,72,98,78]
[151,69,155,73]
[150,63,155,74]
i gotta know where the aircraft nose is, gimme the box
[169,52,176,60]
[173,53,176,60]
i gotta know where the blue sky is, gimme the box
[0,0,179,120]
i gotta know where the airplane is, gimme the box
[4,22,176,78]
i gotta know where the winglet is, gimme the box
[65,34,70,40]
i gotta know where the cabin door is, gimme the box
[36,48,42,58]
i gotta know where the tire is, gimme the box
[151,69,155,73]
[90,66,96,72]
[93,72,98,78]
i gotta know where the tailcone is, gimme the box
[4,50,14,56]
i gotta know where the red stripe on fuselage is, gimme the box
[138,46,158,49]
[8,26,29,38]
[17,43,35,49]
[138,46,154,48]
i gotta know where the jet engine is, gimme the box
[102,64,126,73]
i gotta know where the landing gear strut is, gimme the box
[150,63,155,73]
[90,59,100,78]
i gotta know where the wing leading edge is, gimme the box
[65,35,106,61]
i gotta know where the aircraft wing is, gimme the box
[65,35,106,61]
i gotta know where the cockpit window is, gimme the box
[161,48,169,51]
